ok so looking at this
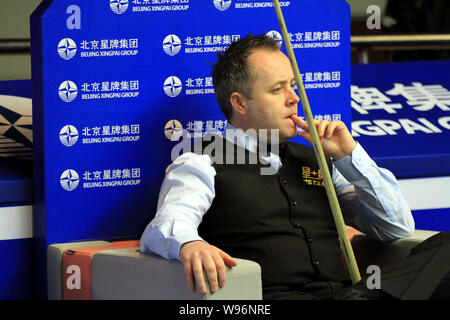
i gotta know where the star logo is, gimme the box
[110,0,129,14]
[59,125,79,147]
[163,34,182,56]
[266,30,283,47]
[164,119,183,141]
[214,0,232,11]
[60,169,79,191]
[163,76,183,98]
[57,38,77,60]
[0,95,33,159]
[58,81,78,102]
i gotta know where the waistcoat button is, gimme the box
[280,176,288,184]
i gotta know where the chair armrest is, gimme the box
[91,248,263,300]
[47,241,112,300]
[352,229,439,272]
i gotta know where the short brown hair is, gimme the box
[212,34,280,121]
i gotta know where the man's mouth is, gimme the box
[286,113,297,119]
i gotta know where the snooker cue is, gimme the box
[272,0,361,284]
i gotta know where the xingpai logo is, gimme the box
[59,81,78,102]
[214,0,232,11]
[57,38,77,60]
[266,31,283,47]
[110,0,129,14]
[163,34,182,56]
[59,125,79,147]
[60,169,80,191]
[164,76,183,97]
[164,119,183,141]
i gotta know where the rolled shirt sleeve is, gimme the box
[140,152,216,260]
[332,143,415,241]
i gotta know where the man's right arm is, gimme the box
[140,152,216,259]
[139,152,237,293]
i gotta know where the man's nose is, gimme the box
[287,87,300,106]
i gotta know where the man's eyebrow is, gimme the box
[271,79,296,87]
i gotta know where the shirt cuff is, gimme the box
[332,142,374,182]
[172,233,207,260]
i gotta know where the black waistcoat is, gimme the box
[195,135,350,290]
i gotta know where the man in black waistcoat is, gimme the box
[140,34,450,300]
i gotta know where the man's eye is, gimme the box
[272,88,281,93]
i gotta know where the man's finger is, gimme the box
[317,120,330,137]
[219,249,238,268]
[291,115,308,130]
[182,260,195,293]
[203,255,219,293]
[214,249,238,288]
[212,254,227,288]
[298,128,312,143]
[325,121,338,138]
[192,258,208,294]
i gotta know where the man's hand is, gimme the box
[291,115,357,160]
[179,240,238,294]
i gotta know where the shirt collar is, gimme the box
[222,122,259,154]
[221,122,283,172]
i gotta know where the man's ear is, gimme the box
[229,92,247,116]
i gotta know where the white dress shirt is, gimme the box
[140,123,415,260]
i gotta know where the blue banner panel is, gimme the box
[412,208,450,232]
[0,238,34,300]
[0,80,31,98]
[31,0,350,298]
[351,60,450,178]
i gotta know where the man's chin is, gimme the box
[259,127,296,144]
[281,128,298,142]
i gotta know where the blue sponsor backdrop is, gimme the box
[351,60,450,234]
[351,60,450,178]
[31,0,350,298]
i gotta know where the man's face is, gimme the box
[243,48,300,142]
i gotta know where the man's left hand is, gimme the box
[291,115,357,160]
